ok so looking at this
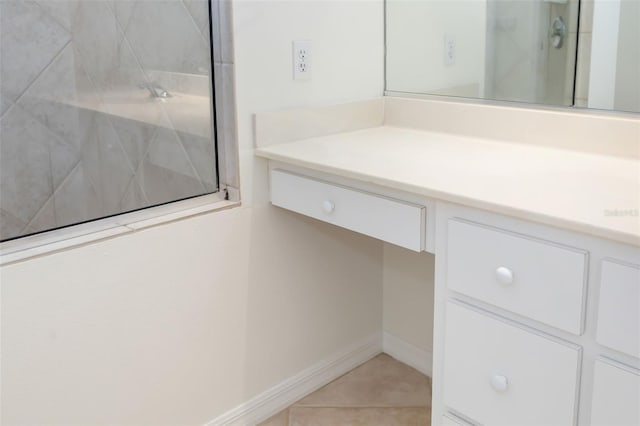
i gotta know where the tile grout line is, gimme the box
[9,102,79,233]
[108,4,210,192]
[8,38,72,116]
[72,58,110,215]
[32,0,71,32]
[180,0,210,45]
[106,0,138,39]
[21,161,82,235]
[259,354,432,425]
[74,8,152,211]
[121,125,160,206]
[5,0,73,109]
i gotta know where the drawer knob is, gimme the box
[490,374,509,392]
[322,200,335,214]
[495,266,514,285]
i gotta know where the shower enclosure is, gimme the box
[483,0,579,105]
[0,0,218,242]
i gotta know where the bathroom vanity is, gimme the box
[255,97,640,425]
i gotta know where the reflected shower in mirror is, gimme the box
[385,0,640,113]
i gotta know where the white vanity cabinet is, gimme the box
[446,219,588,334]
[590,359,640,425]
[269,169,427,252]
[433,202,640,426]
[442,302,580,425]
[256,96,640,426]
[264,164,640,426]
[596,260,640,358]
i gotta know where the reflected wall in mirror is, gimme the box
[386,0,640,113]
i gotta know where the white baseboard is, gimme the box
[382,332,432,377]
[205,333,382,426]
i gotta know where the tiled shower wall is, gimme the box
[0,1,236,241]
[485,0,545,103]
[544,0,579,106]
[486,0,579,107]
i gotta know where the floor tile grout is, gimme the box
[258,353,432,426]
[289,406,431,410]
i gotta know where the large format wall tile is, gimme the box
[137,127,206,205]
[107,115,158,173]
[53,163,103,227]
[183,0,211,38]
[0,209,28,242]
[0,105,55,227]
[0,92,12,119]
[80,112,135,216]
[35,0,74,31]
[0,0,70,112]
[22,196,56,237]
[70,1,147,104]
[487,0,541,103]
[124,0,210,75]
[118,177,149,214]
[178,130,217,187]
[110,0,138,32]
[17,44,94,153]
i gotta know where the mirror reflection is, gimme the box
[386,0,640,113]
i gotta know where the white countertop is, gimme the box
[256,126,640,246]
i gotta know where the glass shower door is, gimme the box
[0,0,218,242]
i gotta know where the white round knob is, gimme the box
[495,266,514,285]
[490,375,509,392]
[322,200,335,214]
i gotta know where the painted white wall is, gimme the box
[386,0,486,96]
[0,1,385,424]
[613,0,640,112]
[382,243,434,354]
[233,0,385,205]
[585,0,639,112]
[588,0,621,110]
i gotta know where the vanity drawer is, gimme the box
[590,359,640,426]
[443,302,580,426]
[596,259,640,358]
[446,219,587,334]
[270,170,425,251]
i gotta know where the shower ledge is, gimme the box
[63,90,212,138]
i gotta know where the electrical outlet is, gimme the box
[293,40,312,80]
[444,34,455,66]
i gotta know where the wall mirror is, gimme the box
[386,0,640,113]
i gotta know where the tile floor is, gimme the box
[258,353,432,426]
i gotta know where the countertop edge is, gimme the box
[256,148,640,248]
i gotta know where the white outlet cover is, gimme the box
[444,34,455,66]
[293,40,312,80]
